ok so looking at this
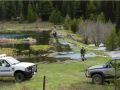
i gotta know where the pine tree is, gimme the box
[64,14,71,30]
[117,31,120,47]
[18,1,24,22]
[37,1,53,21]
[89,13,95,21]
[87,1,96,19]
[0,1,6,20]
[49,10,63,24]
[71,18,79,33]
[27,3,37,23]
[97,12,105,23]
[105,29,117,50]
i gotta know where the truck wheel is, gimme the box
[92,74,104,85]
[15,72,25,82]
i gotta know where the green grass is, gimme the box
[0,21,53,31]
[0,56,114,90]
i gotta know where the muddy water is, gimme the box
[17,51,96,63]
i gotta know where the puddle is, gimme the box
[107,51,120,57]
[94,47,106,51]
[49,51,96,60]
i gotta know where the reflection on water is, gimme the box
[50,51,96,60]
[0,34,29,39]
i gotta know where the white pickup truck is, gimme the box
[0,54,37,82]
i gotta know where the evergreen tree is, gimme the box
[49,9,63,24]
[19,1,24,22]
[0,1,7,20]
[27,3,37,23]
[71,18,79,33]
[86,1,96,19]
[97,12,105,23]
[37,1,53,21]
[64,14,71,30]
[117,31,120,47]
[105,29,117,50]
[78,16,83,23]
[89,13,95,21]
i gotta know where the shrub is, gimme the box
[0,48,17,56]
[64,14,71,30]
[30,45,53,55]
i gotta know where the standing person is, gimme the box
[53,30,57,38]
[52,25,57,38]
[80,47,86,61]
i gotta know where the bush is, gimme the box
[64,14,71,30]
[0,48,17,56]
[30,45,53,55]
[71,18,79,33]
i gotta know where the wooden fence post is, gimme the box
[43,76,46,90]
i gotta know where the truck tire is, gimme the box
[15,72,25,82]
[92,74,104,85]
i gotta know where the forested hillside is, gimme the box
[0,1,120,23]
[0,1,120,50]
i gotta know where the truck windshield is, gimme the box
[6,57,20,65]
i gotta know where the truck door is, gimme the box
[106,60,115,77]
[0,59,13,76]
[107,60,120,77]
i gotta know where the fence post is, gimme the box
[114,59,117,90]
[43,76,46,90]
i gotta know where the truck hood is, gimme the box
[13,62,35,68]
[88,64,106,70]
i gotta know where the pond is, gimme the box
[51,51,96,60]
[0,34,29,39]
[0,31,51,53]
[16,51,97,63]
[0,31,51,45]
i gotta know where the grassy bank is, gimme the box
[0,22,53,30]
[0,56,114,90]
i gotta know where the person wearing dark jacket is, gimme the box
[80,47,86,61]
